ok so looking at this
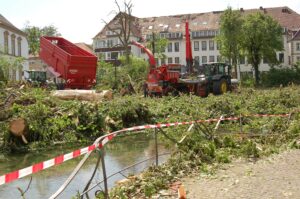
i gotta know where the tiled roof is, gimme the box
[74,43,94,54]
[0,14,27,36]
[242,6,300,30]
[94,12,141,39]
[94,6,300,39]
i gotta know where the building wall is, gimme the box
[291,39,300,64]
[0,26,29,80]
[93,29,297,81]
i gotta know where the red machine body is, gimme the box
[130,40,182,95]
[39,36,97,89]
[131,21,193,96]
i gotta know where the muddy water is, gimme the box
[0,134,170,199]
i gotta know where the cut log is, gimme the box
[51,90,113,101]
[9,118,28,144]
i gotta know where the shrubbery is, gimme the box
[261,64,300,86]
[95,56,148,91]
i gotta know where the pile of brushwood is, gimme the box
[96,86,300,199]
[1,84,300,198]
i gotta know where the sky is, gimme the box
[1,0,300,44]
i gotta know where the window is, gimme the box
[297,56,300,62]
[99,41,106,48]
[278,53,284,63]
[11,34,16,56]
[107,40,113,47]
[4,31,9,54]
[17,37,22,56]
[167,43,172,52]
[168,57,172,64]
[161,58,166,65]
[240,56,245,64]
[174,42,179,52]
[202,56,207,63]
[209,40,214,51]
[194,41,199,51]
[107,52,111,60]
[111,52,118,60]
[175,57,180,64]
[106,31,112,36]
[297,43,300,51]
[209,56,215,62]
[194,56,200,65]
[201,41,207,51]
[217,55,221,62]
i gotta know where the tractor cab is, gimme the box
[200,62,231,77]
[197,62,234,96]
[26,70,47,85]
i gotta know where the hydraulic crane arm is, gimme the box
[130,40,156,71]
[185,20,193,74]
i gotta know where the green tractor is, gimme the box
[26,70,47,86]
[196,62,238,97]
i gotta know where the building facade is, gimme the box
[0,14,29,81]
[93,6,300,79]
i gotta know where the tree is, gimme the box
[146,33,168,62]
[241,12,283,85]
[216,7,243,78]
[102,0,135,65]
[0,56,24,82]
[23,23,61,55]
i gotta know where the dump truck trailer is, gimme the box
[39,36,97,89]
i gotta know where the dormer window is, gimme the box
[106,31,113,36]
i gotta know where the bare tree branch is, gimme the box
[100,0,134,64]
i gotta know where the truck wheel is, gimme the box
[213,79,228,95]
[197,84,208,98]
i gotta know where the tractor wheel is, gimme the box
[213,79,228,95]
[197,84,209,98]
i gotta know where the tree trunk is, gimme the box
[254,64,260,86]
[124,46,131,65]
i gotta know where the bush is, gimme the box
[240,73,255,87]
[95,56,149,91]
[261,66,300,87]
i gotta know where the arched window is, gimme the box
[17,37,22,56]
[4,31,9,54]
[11,34,16,56]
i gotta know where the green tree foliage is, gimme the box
[216,7,243,78]
[241,12,283,85]
[0,56,24,82]
[96,56,149,90]
[146,33,168,60]
[23,23,61,55]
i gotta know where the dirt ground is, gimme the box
[183,149,300,199]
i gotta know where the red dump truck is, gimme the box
[39,36,97,89]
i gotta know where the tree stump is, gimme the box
[9,118,28,144]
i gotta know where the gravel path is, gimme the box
[183,150,300,199]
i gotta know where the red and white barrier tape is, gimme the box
[0,113,290,186]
